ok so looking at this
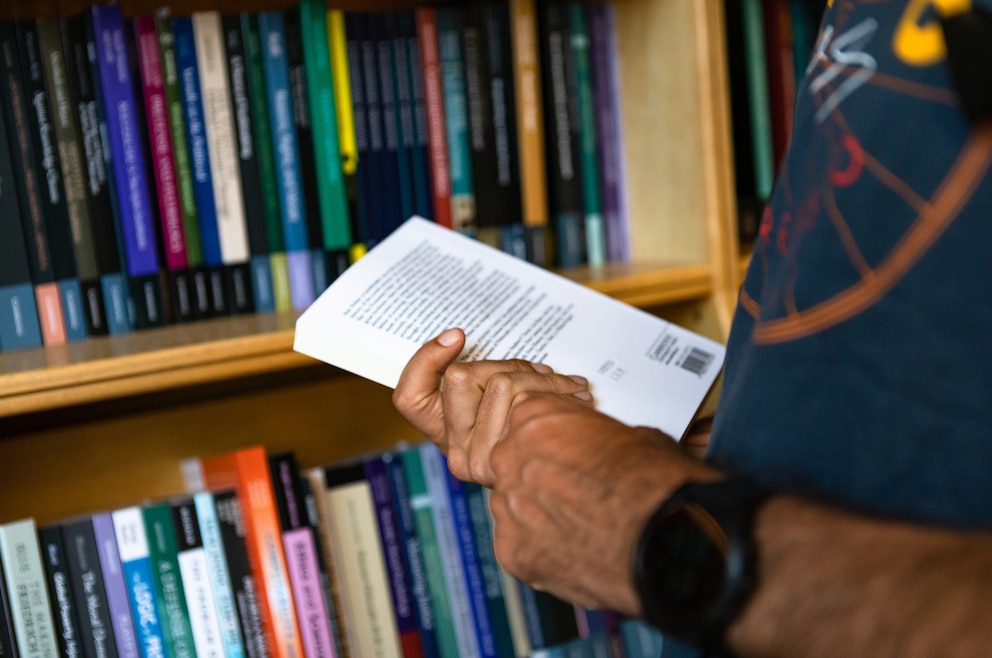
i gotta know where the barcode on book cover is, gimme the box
[679,347,714,377]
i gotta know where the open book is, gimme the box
[293,217,726,439]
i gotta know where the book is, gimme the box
[140,503,196,658]
[110,507,168,658]
[37,525,84,658]
[342,12,377,251]
[762,0,796,174]
[192,10,254,316]
[294,216,725,438]
[0,20,68,346]
[61,516,119,658]
[170,498,226,658]
[0,518,60,658]
[397,11,433,223]
[0,85,43,352]
[414,7,452,231]
[384,11,417,231]
[740,0,776,201]
[0,537,18,658]
[91,512,141,658]
[16,18,89,342]
[36,17,108,335]
[88,5,166,330]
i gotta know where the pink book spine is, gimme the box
[283,527,337,658]
[133,15,187,271]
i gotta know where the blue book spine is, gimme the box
[193,492,246,658]
[436,7,475,233]
[383,11,414,228]
[257,11,314,310]
[111,508,168,658]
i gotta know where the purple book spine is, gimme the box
[89,4,160,277]
[91,513,141,658]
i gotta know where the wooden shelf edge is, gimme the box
[562,262,714,307]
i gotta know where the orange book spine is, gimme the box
[508,0,547,229]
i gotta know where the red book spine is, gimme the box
[415,7,452,229]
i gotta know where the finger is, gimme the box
[392,328,466,440]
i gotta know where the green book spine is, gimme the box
[742,0,775,199]
[142,503,197,658]
[400,446,461,658]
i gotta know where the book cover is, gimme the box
[192,10,254,316]
[257,11,315,310]
[294,217,725,439]
[212,490,270,658]
[316,458,403,658]
[37,525,84,658]
[140,503,196,658]
[193,491,248,658]
[170,498,226,658]
[154,10,213,318]
[240,12,292,313]
[221,13,275,314]
[91,512,141,658]
[0,519,60,658]
[61,516,120,658]
[0,21,68,346]
[414,7,453,231]
[0,86,43,352]
[397,11,433,223]
[363,454,424,658]
[267,452,337,658]
[15,19,89,342]
[110,508,168,658]
[88,5,166,330]
[537,1,585,268]
[36,18,108,335]
[508,0,550,266]
[132,15,196,323]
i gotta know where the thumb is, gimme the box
[393,328,467,434]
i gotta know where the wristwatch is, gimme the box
[632,476,772,653]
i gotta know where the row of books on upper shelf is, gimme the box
[0,0,630,353]
[0,443,665,658]
[723,0,825,245]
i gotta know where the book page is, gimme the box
[294,217,725,438]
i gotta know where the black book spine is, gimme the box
[385,10,416,228]
[0,550,18,658]
[38,525,85,658]
[61,518,120,658]
[399,9,434,221]
[345,11,375,247]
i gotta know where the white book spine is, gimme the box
[174,506,225,658]
[193,493,246,658]
[0,519,60,658]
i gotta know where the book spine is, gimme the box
[398,447,459,658]
[742,0,775,200]
[16,19,88,342]
[436,8,476,234]
[267,453,337,658]
[257,11,314,310]
[192,11,254,316]
[414,8,451,230]
[140,504,196,658]
[240,13,291,313]
[399,11,433,221]
[212,490,270,658]
[0,85,43,351]
[91,513,141,658]
[170,499,226,658]
[0,21,67,346]
[110,508,168,658]
[88,5,165,329]
[0,519,61,658]
[344,12,377,249]
[360,12,397,244]
[233,446,305,658]
[221,14,274,314]
[0,538,19,658]
[508,0,549,266]
[364,456,423,658]
[172,14,229,317]
[418,444,480,658]
[383,11,415,230]
[61,517,120,658]
[37,525,84,658]
[132,15,197,324]
[193,491,247,658]
[36,18,108,335]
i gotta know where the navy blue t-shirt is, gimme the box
[708,0,992,530]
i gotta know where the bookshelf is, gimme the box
[0,0,742,525]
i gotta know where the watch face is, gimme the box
[644,503,729,619]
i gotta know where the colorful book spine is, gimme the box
[92,512,141,658]
[257,11,314,310]
[140,503,196,658]
[170,499,226,658]
[221,14,275,314]
[267,452,337,658]
[37,525,84,658]
[382,11,415,230]
[61,516,120,658]
[88,5,165,329]
[398,11,433,222]
[0,21,68,346]
[359,12,398,244]
[193,491,247,658]
[0,519,61,658]
[240,12,292,313]
[741,0,775,200]
[111,508,168,658]
[132,15,196,323]
[414,8,452,230]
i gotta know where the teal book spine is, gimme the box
[742,0,775,199]
[140,504,196,658]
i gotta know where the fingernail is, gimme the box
[438,328,461,346]
[573,391,593,402]
[569,375,588,386]
[531,362,552,374]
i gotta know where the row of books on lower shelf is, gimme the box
[0,443,664,658]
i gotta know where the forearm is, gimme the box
[727,495,992,657]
